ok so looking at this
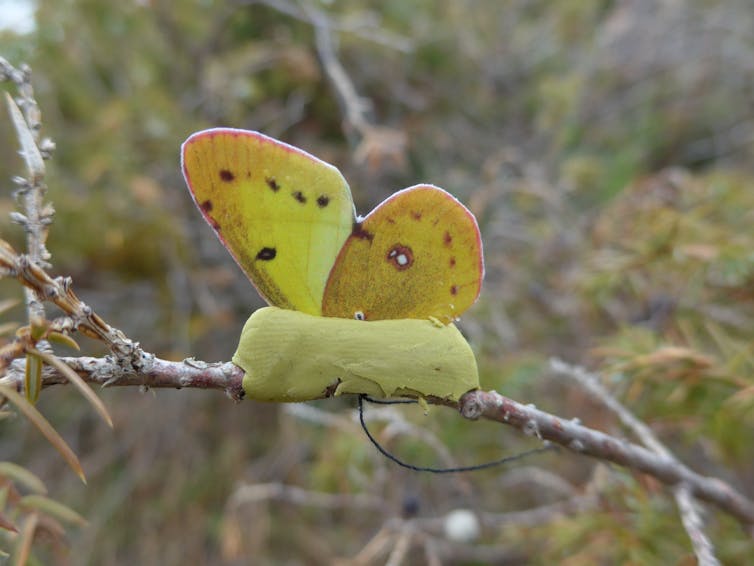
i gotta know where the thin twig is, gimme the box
[346,520,394,565]
[302,0,371,136]
[0,58,43,142]
[296,0,408,164]
[550,358,722,565]
[229,482,386,512]
[676,485,722,566]
[0,242,142,363]
[2,58,54,322]
[450,389,754,527]
[385,522,413,566]
[245,0,414,53]
[477,492,600,529]
[1,356,245,402]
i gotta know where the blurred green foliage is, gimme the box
[1,0,753,563]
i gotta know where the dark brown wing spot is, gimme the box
[292,190,307,204]
[266,177,280,191]
[316,195,330,208]
[219,169,235,182]
[256,247,277,261]
[444,231,453,246]
[352,222,374,241]
[386,217,396,224]
[200,200,213,213]
[450,285,458,296]
[411,210,422,221]
[449,256,456,268]
[387,245,414,271]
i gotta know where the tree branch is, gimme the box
[1,351,752,528]
[1,57,54,321]
[285,0,408,166]
[312,4,407,162]
[551,358,722,565]
[2,356,245,402]
[450,389,754,528]
[0,242,142,363]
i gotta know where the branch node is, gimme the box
[56,276,72,292]
[458,391,483,420]
[38,137,56,158]
[9,212,28,226]
[523,419,542,439]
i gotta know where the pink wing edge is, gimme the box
[181,127,347,172]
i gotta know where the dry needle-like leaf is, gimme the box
[19,495,88,527]
[13,512,38,566]
[28,348,112,428]
[46,331,80,351]
[0,298,19,315]
[0,385,86,484]
[24,352,41,404]
[0,511,18,533]
[0,322,20,336]
[0,462,47,494]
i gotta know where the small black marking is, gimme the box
[219,169,235,182]
[449,257,456,268]
[443,231,453,246]
[354,311,366,321]
[256,247,277,261]
[292,190,307,204]
[200,200,213,213]
[352,222,374,241]
[450,285,458,296]
[266,177,280,191]
[324,378,342,397]
[316,194,330,208]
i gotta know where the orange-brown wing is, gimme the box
[322,185,483,323]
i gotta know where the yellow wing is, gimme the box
[182,128,356,315]
[322,185,484,323]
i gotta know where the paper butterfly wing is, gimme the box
[322,185,484,323]
[182,128,356,315]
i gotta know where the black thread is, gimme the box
[362,396,416,405]
[358,395,555,473]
